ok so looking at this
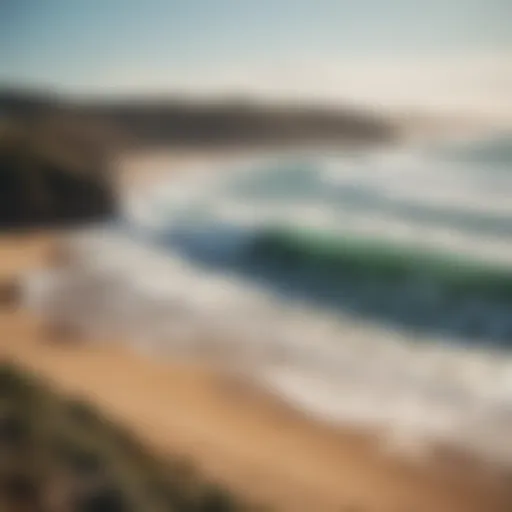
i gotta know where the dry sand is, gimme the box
[1,233,511,512]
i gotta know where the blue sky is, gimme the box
[2,0,511,112]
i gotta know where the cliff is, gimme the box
[0,88,397,150]
[0,114,117,230]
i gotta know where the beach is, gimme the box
[1,178,511,511]
[3,0,512,507]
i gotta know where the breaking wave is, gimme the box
[25,132,512,466]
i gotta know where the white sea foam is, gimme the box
[21,228,512,467]
[23,138,512,466]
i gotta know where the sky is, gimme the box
[1,0,511,114]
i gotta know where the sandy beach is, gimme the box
[3,134,512,511]
[3,0,512,505]
[0,229,511,512]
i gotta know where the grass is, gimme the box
[0,361,251,511]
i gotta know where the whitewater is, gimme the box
[23,133,512,467]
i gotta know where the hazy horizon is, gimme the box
[2,1,511,118]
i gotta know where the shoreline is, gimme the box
[25,227,512,470]
[1,266,510,511]
[2,136,512,510]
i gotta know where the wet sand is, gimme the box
[0,232,511,511]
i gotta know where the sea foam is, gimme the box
[23,136,512,467]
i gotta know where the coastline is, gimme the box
[2,137,512,510]
[0,235,509,511]
[0,249,509,512]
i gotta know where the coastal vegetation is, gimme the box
[0,361,246,511]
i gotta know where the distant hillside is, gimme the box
[0,88,395,229]
[0,88,397,150]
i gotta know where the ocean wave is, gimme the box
[24,134,512,466]
[248,226,512,301]
[22,229,512,467]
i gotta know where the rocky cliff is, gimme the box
[0,115,117,230]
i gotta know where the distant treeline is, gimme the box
[0,88,396,149]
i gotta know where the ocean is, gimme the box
[25,132,512,466]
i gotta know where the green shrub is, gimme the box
[0,362,252,511]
